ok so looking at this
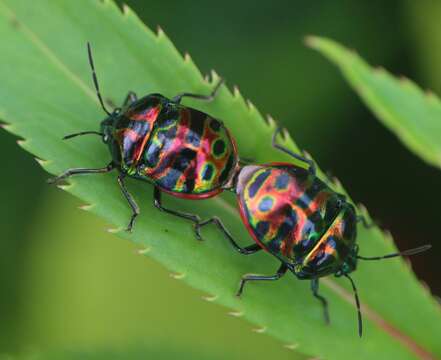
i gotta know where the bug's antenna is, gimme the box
[63,131,104,140]
[344,273,362,337]
[87,42,111,116]
[357,244,431,261]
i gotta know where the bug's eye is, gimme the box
[113,107,122,116]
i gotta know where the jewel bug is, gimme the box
[49,43,237,232]
[199,128,431,337]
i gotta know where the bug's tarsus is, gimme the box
[344,273,362,338]
[272,127,316,175]
[195,216,262,254]
[311,279,330,325]
[236,264,288,297]
[47,162,115,184]
[357,244,431,261]
[172,78,224,104]
[117,174,140,232]
[87,42,111,116]
[63,131,104,140]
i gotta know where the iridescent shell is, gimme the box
[236,163,357,278]
[107,94,237,198]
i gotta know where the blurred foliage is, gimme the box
[0,0,440,359]
[309,36,441,170]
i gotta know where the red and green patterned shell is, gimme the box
[106,94,238,198]
[236,163,357,279]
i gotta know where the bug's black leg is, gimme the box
[237,264,288,297]
[47,162,114,184]
[272,127,316,175]
[172,79,224,104]
[195,216,262,254]
[153,187,202,234]
[123,91,138,106]
[344,273,363,337]
[311,278,330,325]
[356,215,375,229]
[117,174,140,232]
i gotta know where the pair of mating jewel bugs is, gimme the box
[50,44,430,337]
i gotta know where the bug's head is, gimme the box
[100,108,122,144]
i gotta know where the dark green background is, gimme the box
[1,0,440,357]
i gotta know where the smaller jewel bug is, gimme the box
[49,43,238,232]
[199,128,431,337]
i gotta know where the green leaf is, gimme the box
[306,35,441,170]
[0,1,440,359]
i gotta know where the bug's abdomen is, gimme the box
[140,107,237,197]
[236,164,339,263]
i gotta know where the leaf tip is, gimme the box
[356,203,372,222]
[210,69,221,83]
[373,66,387,75]
[382,229,394,243]
[34,157,51,168]
[233,85,241,99]
[403,257,414,271]
[16,138,30,151]
[266,114,276,128]
[419,280,432,295]
[170,272,186,280]
[183,52,192,63]
[107,226,124,234]
[356,203,368,214]
[281,127,290,141]
[425,89,436,99]
[201,294,218,302]
[302,149,313,161]
[252,326,267,333]
[121,3,134,17]
[330,176,342,189]
[57,183,74,191]
[246,99,256,113]
[227,310,244,317]
[0,122,13,131]
[156,25,165,38]
[304,35,320,48]
[283,343,299,350]
[78,203,94,211]
[136,246,151,255]
[398,75,412,86]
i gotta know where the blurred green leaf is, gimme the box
[0,1,440,359]
[14,345,240,360]
[307,36,441,170]
[406,0,441,94]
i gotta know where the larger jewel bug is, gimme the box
[49,44,237,232]
[200,128,431,337]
